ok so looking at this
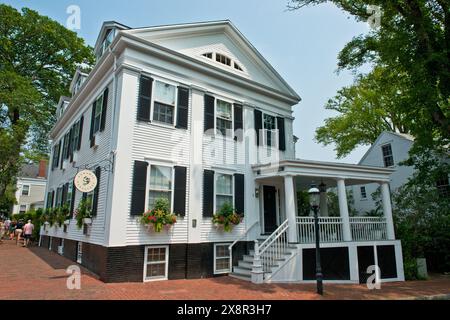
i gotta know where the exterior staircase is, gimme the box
[229,221,297,282]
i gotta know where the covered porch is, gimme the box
[253,159,396,244]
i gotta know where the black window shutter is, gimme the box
[70,181,76,217]
[203,169,214,217]
[51,146,56,171]
[173,166,187,216]
[60,137,65,169]
[204,94,215,133]
[46,192,52,208]
[234,104,243,142]
[234,173,245,215]
[130,160,148,215]
[137,76,153,122]
[68,128,74,162]
[92,166,101,216]
[62,183,67,206]
[100,87,109,132]
[51,190,55,208]
[254,109,262,146]
[89,101,96,148]
[176,87,189,129]
[56,141,61,168]
[77,116,84,151]
[277,117,286,151]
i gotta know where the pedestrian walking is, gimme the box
[23,220,34,247]
[15,220,24,245]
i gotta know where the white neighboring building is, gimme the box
[12,161,48,214]
[352,132,415,214]
[41,20,404,284]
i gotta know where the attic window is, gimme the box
[234,62,243,71]
[216,53,231,66]
[203,52,213,59]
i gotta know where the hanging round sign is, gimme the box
[74,170,98,193]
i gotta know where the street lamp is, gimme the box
[308,185,323,295]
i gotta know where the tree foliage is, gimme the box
[288,0,450,155]
[0,5,94,202]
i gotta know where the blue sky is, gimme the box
[4,0,371,163]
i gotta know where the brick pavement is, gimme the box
[0,240,449,300]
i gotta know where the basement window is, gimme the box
[214,243,231,274]
[144,246,169,281]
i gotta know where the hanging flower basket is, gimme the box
[140,198,177,233]
[212,203,243,232]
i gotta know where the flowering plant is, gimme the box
[140,198,177,232]
[75,197,92,229]
[212,202,243,232]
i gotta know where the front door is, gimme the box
[263,186,278,234]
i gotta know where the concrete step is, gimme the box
[233,266,251,275]
[229,272,251,281]
[238,261,253,269]
[243,255,254,262]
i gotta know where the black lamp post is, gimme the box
[308,185,323,295]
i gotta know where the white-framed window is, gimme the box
[202,52,213,59]
[360,186,367,199]
[76,242,82,264]
[214,243,232,274]
[201,52,244,73]
[147,164,173,210]
[71,120,81,153]
[55,187,63,207]
[143,246,169,281]
[216,99,233,137]
[66,183,73,209]
[85,190,94,212]
[215,173,233,211]
[62,132,70,160]
[97,28,116,60]
[152,80,177,125]
[93,93,104,134]
[381,144,394,167]
[19,204,27,214]
[263,113,277,148]
[234,62,243,71]
[21,185,30,196]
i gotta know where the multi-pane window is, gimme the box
[71,120,80,153]
[216,53,231,66]
[144,246,168,281]
[76,242,82,264]
[153,81,176,125]
[55,187,63,207]
[22,185,30,196]
[216,174,233,210]
[66,183,73,209]
[360,186,367,199]
[85,191,94,212]
[62,133,70,160]
[19,205,27,214]
[148,165,172,210]
[93,94,104,134]
[52,143,60,169]
[216,100,232,136]
[214,244,231,274]
[381,144,394,167]
[263,114,276,147]
[436,176,450,197]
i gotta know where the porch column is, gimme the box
[381,182,395,240]
[284,175,298,243]
[337,178,352,241]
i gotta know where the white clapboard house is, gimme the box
[41,20,404,283]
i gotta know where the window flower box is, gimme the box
[139,198,177,233]
[212,203,243,232]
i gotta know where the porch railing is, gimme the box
[349,217,387,241]
[296,217,344,243]
[257,219,289,273]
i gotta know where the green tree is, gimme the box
[288,0,450,154]
[0,5,94,201]
[315,66,412,158]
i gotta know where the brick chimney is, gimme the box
[38,159,47,178]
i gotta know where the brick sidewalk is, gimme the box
[0,240,449,300]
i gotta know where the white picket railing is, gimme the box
[256,219,289,273]
[350,217,387,241]
[296,217,344,243]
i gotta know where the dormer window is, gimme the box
[97,28,116,60]
[215,53,231,66]
[73,75,85,96]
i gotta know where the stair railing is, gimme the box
[228,220,260,272]
[256,219,289,273]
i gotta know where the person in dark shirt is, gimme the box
[15,220,24,245]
